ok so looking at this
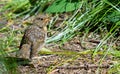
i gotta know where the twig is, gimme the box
[88,40,100,44]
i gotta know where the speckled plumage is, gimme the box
[16,14,48,59]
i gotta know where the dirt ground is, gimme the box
[17,36,112,74]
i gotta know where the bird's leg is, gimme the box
[30,45,37,59]
[30,41,45,67]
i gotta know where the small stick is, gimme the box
[88,40,100,44]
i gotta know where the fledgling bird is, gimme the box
[16,14,49,60]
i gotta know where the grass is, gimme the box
[0,0,120,73]
[0,27,20,73]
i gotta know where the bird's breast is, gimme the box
[24,25,46,43]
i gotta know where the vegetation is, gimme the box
[0,0,120,73]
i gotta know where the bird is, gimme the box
[16,14,49,60]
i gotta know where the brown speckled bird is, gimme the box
[16,14,49,60]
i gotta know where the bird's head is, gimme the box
[33,14,50,31]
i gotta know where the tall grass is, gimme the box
[0,28,20,74]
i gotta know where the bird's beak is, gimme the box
[44,18,50,24]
